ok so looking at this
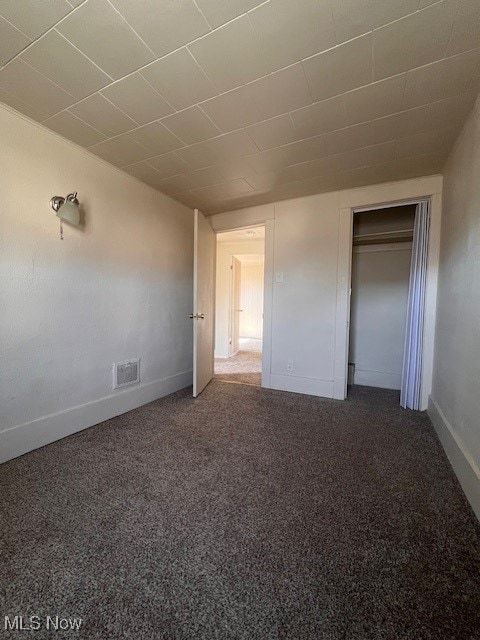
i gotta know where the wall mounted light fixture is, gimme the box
[50,191,80,225]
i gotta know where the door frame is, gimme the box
[228,255,242,357]
[334,196,440,410]
[214,222,273,389]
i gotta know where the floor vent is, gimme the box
[113,359,140,389]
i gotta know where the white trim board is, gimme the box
[428,396,480,522]
[353,369,401,390]
[270,374,334,397]
[0,370,192,465]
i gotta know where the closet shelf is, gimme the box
[353,229,414,246]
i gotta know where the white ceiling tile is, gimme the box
[403,50,480,109]
[0,16,30,66]
[306,128,358,160]
[290,96,346,139]
[344,74,406,125]
[331,0,420,44]
[278,156,340,184]
[247,64,313,120]
[344,141,396,169]
[396,126,460,159]
[0,87,45,120]
[219,157,259,180]
[247,129,349,173]
[0,59,75,120]
[161,106,220,144]
[224,178,255,197]
[447,0,480,56]
[424,93,476,131]
[109,0,210,58]
[146,152,190,177]
[188,15,271,92]
[247,145,300,173]
[372,106,428,144]
[123,161,166,187]
[373,1,458,80]
[337,163,395,190]
[200,84,264,132]
[272,173,340,199]
[57,0,155,79]
[69,93,137,136]
[195,0,264,28]
[174,191,203,209]
[43,110,106,146]
[249,0,336,71]
[141,48,218,110]
[101,73,174,124]
[246,114,298,150]
[185,166,226,188]
[190,182,231,203]
[129,121,185,155]
[243,171,283,192]
[21,30,111,100]
[345,122,375,150]
[302,34,373,102]
[176,130,259,168]
[0,0,71,39]
[155,174,194,195]
[89,133,152,166]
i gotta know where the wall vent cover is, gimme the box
[113,358,140,389]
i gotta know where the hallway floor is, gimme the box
[1,383,479,639]
[215,338,262,386]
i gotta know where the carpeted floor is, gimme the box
[215,338,262,386]
[1,382,480,639]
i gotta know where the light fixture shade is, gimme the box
[56,199,80,225]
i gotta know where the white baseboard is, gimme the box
[428,396,480,521]
[269,373,334,398]
[353,368,401,390]
[0,370,193,465]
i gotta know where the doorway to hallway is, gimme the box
[214,227,265,387]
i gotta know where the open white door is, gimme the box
[230,256,241,356]
[192,209,215,397]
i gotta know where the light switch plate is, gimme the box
[275,272,284,283]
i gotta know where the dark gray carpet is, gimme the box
[1,382,479,639]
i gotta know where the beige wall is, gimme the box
[430,97,480,518]
[0,104,193,462]
[211,175,442,405]
[240,261,264,340]
[350,243,412,390]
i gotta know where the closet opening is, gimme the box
[347,200,430,409]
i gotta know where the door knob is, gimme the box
[198,313,205,319]
[189,313,196,319]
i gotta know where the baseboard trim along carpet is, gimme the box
[269,373,334,397]
[0,370,193,464]
[428,396,480,521]
[353,368,401,390]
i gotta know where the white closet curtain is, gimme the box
[400,200,430,410]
